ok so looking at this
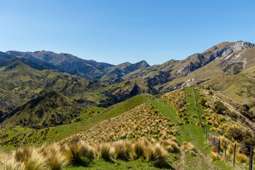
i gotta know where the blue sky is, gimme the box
[0,0,254,64]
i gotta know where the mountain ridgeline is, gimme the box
[1,41,255,170]
[0,40,255,129]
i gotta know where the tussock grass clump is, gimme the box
[210,151,220,161]
[131,139,171,168]
[66,141,96,166]
[22,153,47,170]
[14,147,47,170]
[236,153,248,163]
[0,156,24,170]
[58,144,74,165]
[15,147,32,162]
[78,142,96,164]
[40,144,68,170]
[112,140,133,161]
[181,142,197,156]
[151,143,170,168]
[161,139,180,153]
[132,138,154,160]
[99,143,115,162]
[0,138,175,169]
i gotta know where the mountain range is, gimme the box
[1,40,255,170]
[0,40,255,128]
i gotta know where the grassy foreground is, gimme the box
[0,88,238,169]
[65,160,160,170]
[0,95,152,149]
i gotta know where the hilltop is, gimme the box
[1,87,254,169]
[0,40,255,169]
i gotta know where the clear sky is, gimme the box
[0,0,254,64]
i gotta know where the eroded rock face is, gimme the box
[220,42,255,74]
[177,41,255,76]
[99,83,143,107]
[147,71,172,86]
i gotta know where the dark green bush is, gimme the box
[214,101,227,114]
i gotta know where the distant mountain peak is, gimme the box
[135,60,150,67]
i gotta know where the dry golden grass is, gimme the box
[236,153,248,163]
[66,104,176,145]
[161,90,186,119]
[181,142,195,152]
[0,157,24,170]
[0,138,177,169]
[21,151,47,170]
[98,143,115,162]
[40,144,68,170]
[210,151,220,161]
[161,139,180,153]
[13,147,47,170]
[208,135,251,164]
[161,90,186,111]
[111,140,133,161]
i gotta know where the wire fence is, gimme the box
[208,134,254,169]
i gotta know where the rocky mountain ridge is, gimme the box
[1,40,255,128]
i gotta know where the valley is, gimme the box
[0,41,255,170]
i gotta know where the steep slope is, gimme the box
[0,95,152,147]
[5,51,151,83]
[160,46,255,107]
[3,40,254,110]
[65,87,245,169]
[122,41,255,93]
[1,91,80,128]
[6,50,113,80]
[0,52,16,66]
[95,41,255,108]
[0,53,150,116]
[0,60,91,114]
[71,103,176,144]
[1,88,253,169]
[100,60,150,83]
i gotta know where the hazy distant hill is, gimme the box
[6,51,150,81]
[6,50,113,80]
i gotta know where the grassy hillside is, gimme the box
[0,95,152,148]
[2,91,81,128]
[59,88,237,170]
[1,88,253,169]
[0,61,93,113]
[65,160,160,170]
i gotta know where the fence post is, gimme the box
[249,145,254,170]
[218,138,221,154]
[233,143,237,167]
